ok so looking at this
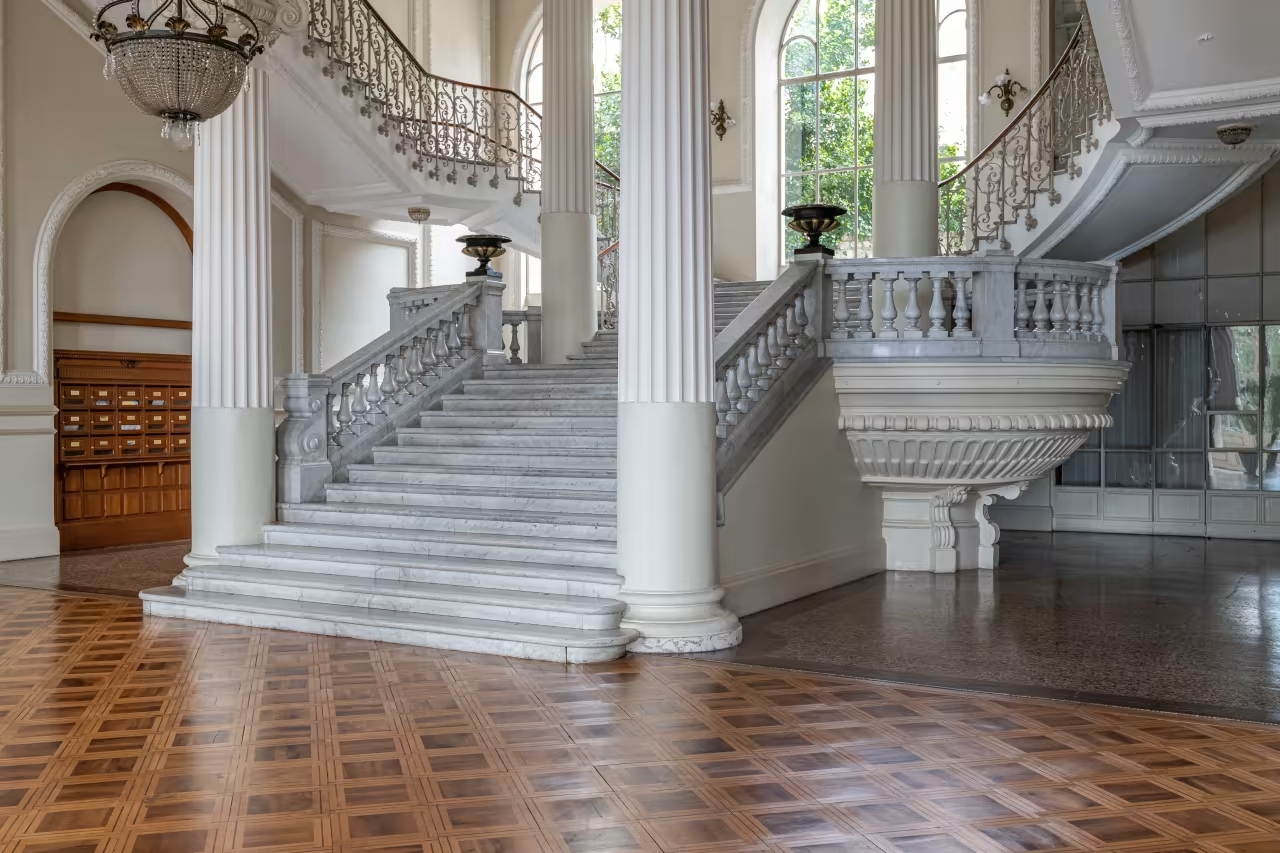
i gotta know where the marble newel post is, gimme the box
[617,0,741,653]
[872,0,938,257]
[540,0,598,364]
[186,66,276,566]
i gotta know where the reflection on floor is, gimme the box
[2,587,1280,852]
[702,532,1280,723]
[0,540,187,597]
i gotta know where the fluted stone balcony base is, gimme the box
[834,358,1129,572]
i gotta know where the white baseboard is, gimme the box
[0,525,60,562]
[991,504,1053,532]
[722,546,881,617]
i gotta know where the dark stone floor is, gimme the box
[695,531,1280,723]
[0,539,187,597]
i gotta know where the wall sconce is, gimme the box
[978,69,1027,117]
[710,99,736,141]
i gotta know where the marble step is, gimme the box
[140,587,636,663]
[346,464,616,492]
[441,397,617,414]
[262,523,618,568]
[279,502,617,541]
[582,344,618,354]
[180,566,625,630]
[324,482,616,514]
[458,382,617,399]
[564,354,619,363]
[217,543,622,597]
[395,429,616,449]
[371,445,617,470]
[417,413,617,430]
[466,374,618,386]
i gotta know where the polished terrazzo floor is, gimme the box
[3,587,1280,852]
[702,532,1280,724]
[0,540,189,598]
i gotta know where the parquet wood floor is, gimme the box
[1,587,1279,852]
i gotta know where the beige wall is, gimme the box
[51,192,193,355]
[318,231,412,371]
[719,368,884,615]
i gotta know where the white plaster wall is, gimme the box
[719,368,885,616]
[430,0,490,83]
[51,192,193,355]
[430,223,474,286]
[319,234,409,370]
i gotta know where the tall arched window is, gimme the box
[777,0,968,259]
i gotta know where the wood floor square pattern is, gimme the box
[1,591,1280,851]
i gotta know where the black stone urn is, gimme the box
[781,203,847,257]
[457,233,512,278]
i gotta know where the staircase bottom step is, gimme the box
[140,586,637,663]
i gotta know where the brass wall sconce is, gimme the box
[979,69,1027,117]
[710,99,736,141]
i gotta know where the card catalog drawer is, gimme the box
[59,412,89,434]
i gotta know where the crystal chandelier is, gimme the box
[92,1,266,150]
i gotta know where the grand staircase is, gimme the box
[142,332,634,663]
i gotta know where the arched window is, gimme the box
[777,0,969,259]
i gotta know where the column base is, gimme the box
[540,212,599,365]
[186,406,277,567]
[618,401,742,654]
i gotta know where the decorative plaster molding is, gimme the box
[840,412,1113,432]
[309,219,323,369]
[1028,0,1042,89]
[320,224,419,288]
[1135,99,1280,135]
[1028,139,1280,260]
[38,0,104,54]
[28,161,193,387]
[1108,0,1146,108]
[271,190,306,374]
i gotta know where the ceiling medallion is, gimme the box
[1215,123,1253,148]
[92,0,267,151]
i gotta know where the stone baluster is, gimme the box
[336,382,356,439]
[766,324,783,379]
[952,277,973,338]
[1032,279,1050,335]
[879,274,899,338]
[745,344,763,402]
[754,334,773,393]
[1091,282,1104,339]
[714,379,730,438]
[508,320,523,364]
[784,304,802,359]
[380,354,398,409]
[405,341,426,393]
[793,292,811,348]
[1066,280,1081,336]
[1078,282,1094,339]
[1049,278,1067,335]
[927,275,948,338]
[434,323,452,372]
[803,284,818,341]
[326,391,340,446]
[774,315,793,370]
[735,356,753,416]
[447,315,463,366]
[724,365,742,426]
[832,276,852,339]
[854,277,874,339]
[418,335,437,379]
[365,363,386,422]
[902,276,924,339]
[350,373,370,431]
[1014,278,1031,335]
[458,305,474,353]
[393,346,411,402]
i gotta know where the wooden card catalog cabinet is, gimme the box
[54,350,193,551]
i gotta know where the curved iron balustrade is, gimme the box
[939,5,1111,255]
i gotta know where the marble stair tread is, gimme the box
[280,500,617,533]
[441,398,618,413]
[373,443,615,459]
[564,355,619,362]
[394,430,616,449]
[182,566,625,616]
[140,587,638,662]
[217,543,622,587]
[456,385,618,399]
[324,482,616,513]
[417,414,617,430]
[345,463,615,490]
[263,522,618,560]
[371,448,616,471]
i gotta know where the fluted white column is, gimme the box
[872,0,939,257]
[540,0,598,364]
[187,66,275,566]
[617,0,741,653]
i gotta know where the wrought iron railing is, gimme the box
[939,4,1111,254]
[596,162,620,329]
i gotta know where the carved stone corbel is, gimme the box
[929,486,971,573]
[976,481,1031,570]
